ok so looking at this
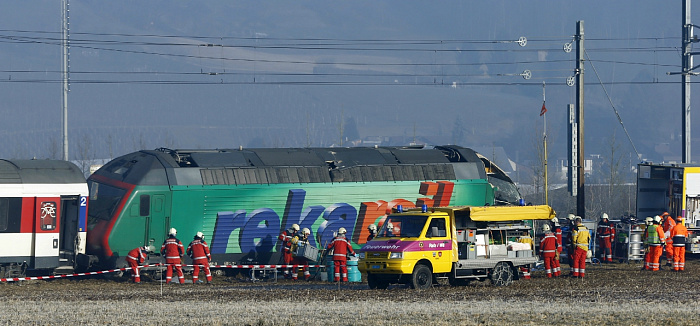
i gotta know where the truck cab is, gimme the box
[358,205,555,289]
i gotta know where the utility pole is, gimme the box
[682,0,692,163]
[576,21,586,218]
[61,0,70,161]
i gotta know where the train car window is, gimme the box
[140,195,150,216]
[87,180,127,221]
[0,198,8,231]
[40,201,57,230]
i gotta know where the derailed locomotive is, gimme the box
[83,145,522,272]
[0,159,88,278]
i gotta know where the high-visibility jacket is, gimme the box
[572,225,590,250]
[670,223,688,247]
[539,231,558,256]
[553,226,563,253]
[645,224,665,245]
[597,221,615,240]
[187,239,211,261]
[161,237,184,260]
[327,235,355,261]
[278,229,295,253]
[518,235,534,248]
[126,247,147,264]
[662,215,676,233]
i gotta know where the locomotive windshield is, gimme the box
[379,215,428,238]
[87,180,126,222]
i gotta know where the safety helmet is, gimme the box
[601,213,609,221]
[368,224,377,231]
[387,222,394,230]
[291,224,300,231]
[338,227,347,234]
[653,215,661,223]
[567,213,575,220]
[302,228,310,235]
[551,217,559,224]
[196,231,204,239]
[574,216,582,224]
[142,246,150,252]
[676,216,683,223]
[169,228,177,236]
[645,217,653,225]
[662,212,669,216]
[542,224,551,232]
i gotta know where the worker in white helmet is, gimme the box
[550,217,563,276]
[367,224,378,242]
[290,228,313,281]
[187,231,212,284]
[326,227,355,282]
[596,213,615,263]
[278,224,300,279]
[540,224,558,278]
[644,216,665,271]
[160,227,185,284]
[642,217,653,270]
[126,246,149,283]
[571,217,590,278]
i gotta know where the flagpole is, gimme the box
[543,81,548,206]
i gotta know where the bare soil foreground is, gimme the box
[2,259,700,326]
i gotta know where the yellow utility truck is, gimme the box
[358,205,555,289]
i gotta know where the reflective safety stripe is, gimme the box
[673,235,686,246]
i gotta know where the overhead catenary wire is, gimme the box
[584,49,641,159]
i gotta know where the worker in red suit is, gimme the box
[670,216,688,271]
[540,224,558,278]
[187,231,212,284]
[126,246,149,283]
[551,217,563,276]
[596,213,615,263]
[278,223,299,279]
[661,212,676,266]
[161,228,185,284]
[327,227,356,282]
[290,228,312,281]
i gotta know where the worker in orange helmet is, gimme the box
[539,224,558,278]
[187,231,212,284]
[645,216,666,271]
[327,227,356,282]
[596,213,615,263]
[126,246,149,283]
[278,224,299,279]
[161,228,185,284]
[670,216,688,271]
[551,217,563,276]
[661,212,676,266]
[571,217,590,278]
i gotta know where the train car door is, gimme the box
[34,197,60,269]
[144,194,168,251]
[59,195,81,268]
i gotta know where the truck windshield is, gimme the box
[379,215,428,238]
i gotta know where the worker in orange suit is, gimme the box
[645,216,665,271]
[571,217,590,278]
[126,246,149,283]
[327,227,356,282]
[661,212,676,266]
[187,231,212,284]
[539,224,558,278]
[161,228,185,284]
[670,216,688,271]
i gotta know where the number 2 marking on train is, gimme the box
[80,196,87,207]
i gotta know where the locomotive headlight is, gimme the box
[389,252,403,259]
[358,252,365,259]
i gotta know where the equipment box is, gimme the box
[516,250,532,258]
[295,244,319,261]
[488,244,507,257]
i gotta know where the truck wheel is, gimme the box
[367,273,389,290]
[410,264,432,290]
[490,262,513,286]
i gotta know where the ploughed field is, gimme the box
[2,259,700,325]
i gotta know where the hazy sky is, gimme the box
[0,1,696,165]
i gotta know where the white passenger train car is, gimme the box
[0,159,88,278]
